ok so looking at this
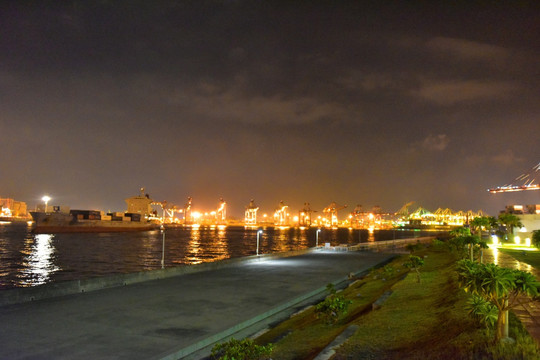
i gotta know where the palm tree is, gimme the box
[450,226,471,238]
[478,240,489,264]
[462,235,480,261]
[470,217,493,262]
[532,230,540,249]
[497,213,523,240]
[470,216,491,240]
[457,260,540,341]
[487,216,498,232]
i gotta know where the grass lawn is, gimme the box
[498,247,540,270]
[250,244,540,359]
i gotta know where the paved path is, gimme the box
[483,248,540,342]
[0,250,393,360]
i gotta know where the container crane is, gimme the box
[244,199,259,225]
[323,202,347,227]
[274,200,289,226]
[489,162,540,193]
[216,198,226,224]
[298,202,316,227]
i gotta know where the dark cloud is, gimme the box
[1,1,540,216]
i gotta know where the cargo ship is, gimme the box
[30,210,159,233]
[30,189,160,233]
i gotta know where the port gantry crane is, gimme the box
[298,202,316,227]
[488,162,540,194]
[184,197,193,225]
[245,199,259,225]
[323,201,348,227]
[216,198,226,224]
[274,200,289,226]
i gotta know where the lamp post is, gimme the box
[316,228,321,247]
[42,196,51,213]
[256,230,263,256]
[161,224,165,269]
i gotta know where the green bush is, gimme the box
[467,294,498,328]
[404,255,425,283]
[405,243,423,253]
[211,338,273,360]
[382,264,395,277]
[432,238,446,248]
[315,284,352,324]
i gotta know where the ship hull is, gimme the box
[30,212,159,234]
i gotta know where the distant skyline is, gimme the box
[1,1,539,217]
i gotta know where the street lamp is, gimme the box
[316,228,321,247]
[256,230,263,256]
[42,196,51,213]
[161,224,165,269]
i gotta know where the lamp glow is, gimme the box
[42,196,51,213]
[316,229,321,247]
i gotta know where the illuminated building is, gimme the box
[244,199,258,225]
[348,204,390,229]
[0,198,29,220]
[503,204,540,242]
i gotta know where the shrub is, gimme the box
[404,255,425,283]
[467,294,498,328]
[315,284,352,324]
[405,243,423,253]
[382,264,395,277]
[211,338,273,360]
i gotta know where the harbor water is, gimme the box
[0,222,439,289]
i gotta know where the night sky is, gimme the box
[2,1,540,217]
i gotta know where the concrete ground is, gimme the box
[0,250,393,360]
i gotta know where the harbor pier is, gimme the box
[0,249,395,360]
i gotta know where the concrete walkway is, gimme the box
[0,250,393,360]
[483,248,540,342]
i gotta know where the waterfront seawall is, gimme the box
[0,236,436,307]
[0,248,315,307]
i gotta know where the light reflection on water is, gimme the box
[19,234,59,286]
[0,223,436,289]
